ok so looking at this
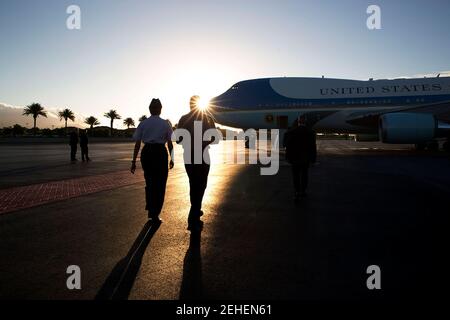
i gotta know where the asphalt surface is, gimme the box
[0,143,133,188]
[0,140,449,300]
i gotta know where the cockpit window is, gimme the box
[231,85,238,90]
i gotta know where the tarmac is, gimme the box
[0,140,449,300]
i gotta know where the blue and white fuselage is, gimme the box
[209,77,450,143]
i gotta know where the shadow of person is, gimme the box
[179,230,203,300]
[95,220,161,300]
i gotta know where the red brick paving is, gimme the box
[0,171,144,215]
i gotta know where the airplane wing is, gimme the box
[346,100,450,128]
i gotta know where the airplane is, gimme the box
[208,75,450,151]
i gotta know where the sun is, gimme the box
[195,96,210,111]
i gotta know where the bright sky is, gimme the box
[1,0,450,128]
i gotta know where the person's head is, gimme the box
[290,119,298,129]
[190,95,200,110]
[298,114,307,127]
[149,98,162,116]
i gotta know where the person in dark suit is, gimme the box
[176,95,216,231]
[284,115,317,200]
[79,129,90,162]
[131,99,174,223]
[69,130,79,162]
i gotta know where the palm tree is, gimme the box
[104,109,121,136]
[84,116,100,129]
[23,103,47,135]
[123,117,135,129]
[139,115,147,122]
[58,108,75,133]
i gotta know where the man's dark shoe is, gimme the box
[148,211,161,222]
[151,217,162,225]
[149,215,162,224]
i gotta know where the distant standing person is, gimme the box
[79,129,90,162]
[130,99,174,223]
[284,115,317,201]
[176,95,216,231]
[69,130,79,162]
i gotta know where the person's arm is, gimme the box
[131,123,144,174]
[310,131,317,164]
[202,116,216,147]
[284,131,290,161]
[283,131,288,149]
[167,140,174,169]
[175,116,184,144]
[166,121,174,169]
[130,140,141,174]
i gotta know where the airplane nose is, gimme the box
[208,96,220,114]
[208,93,233,114]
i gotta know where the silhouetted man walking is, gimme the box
[69,130,78,162]
[284,115,317,201]
[79,129,90,162]
[177,95,216,231]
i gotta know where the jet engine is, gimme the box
[379,113,436,143]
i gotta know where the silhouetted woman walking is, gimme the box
[130,99,174,223]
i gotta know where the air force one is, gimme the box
[208,75,450,150]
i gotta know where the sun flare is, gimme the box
[195,96,210,112]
